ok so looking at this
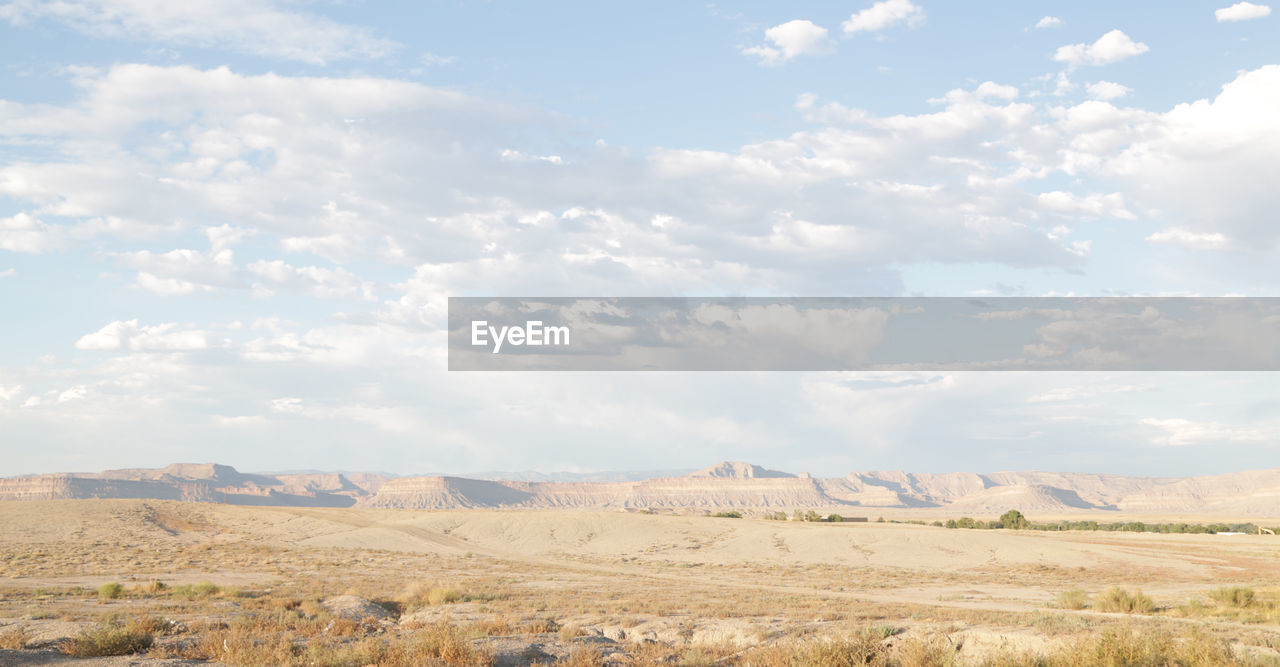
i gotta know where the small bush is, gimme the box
[523,618,559,634]
[128,616,178,635]
[827,514,844,523]
[401,582,465,610]
[66,622,153,657]
[708,511,743,518]
[428,587,462,605]
[0,626,32,649]
[1057,589,1090,610]
[1094,587,1155,614]
[130,580,168,595]
[96,582,124,599]
[192,581,221,596]
[1052,627,1237,666]
[1209,586,1255,608]
[743,630,889,667]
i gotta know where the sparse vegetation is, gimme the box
[96,581,123,599]
[1057,589,1090,610]
[1,499,1276,666]
[0,625,32,649]
[944,513,1270,535]
[708,510,743,518]
[1209,586,1255,608]
[66,620,154,657]
[1094,587,1155,614]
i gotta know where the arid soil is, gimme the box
[1,500,1279,665]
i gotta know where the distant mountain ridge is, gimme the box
[4,461,1280,515]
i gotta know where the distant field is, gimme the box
[1,500,1279,665]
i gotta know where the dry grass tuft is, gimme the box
[65,621,154,657]
[1057,589,1089,610]
[1209,586,1255,608]
[1093,587,1155,614]
[0,625,33,650]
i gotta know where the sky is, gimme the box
[1,0,1278,477]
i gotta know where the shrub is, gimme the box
[401,582,465,609]
[708,511,743,518]
[763,511,789,521]
[96,582,124,599]
[427,587,463,605]
[0,626,32,649]
[827,514,844,523]
[742,630,889,667]
[1057,589,1090,610]
[191,581,221,597]
[66,622,153,657]
[523,618,559,634]
[1094,587,1155,614]
[1209,586,1255,608]
[1052,627,1237,666]
[1000,509,1030,530]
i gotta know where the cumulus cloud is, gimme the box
[1035,16,1063,29]
[1037,191,1135,219]
[1086,81,1132,100]
[741,19,833,66]
[1215,2,1271,21]
[247,260,373,300]
[114,247,239,295]
[0,213,61,253]
[842,0,924,34]
[75,320,209,352]
[1053,29,1149,67]
[1146,228,1231,250]
[0,0,397,64]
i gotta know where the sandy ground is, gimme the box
[1,500,1279,664]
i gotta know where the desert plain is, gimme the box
[2,464,1280,665]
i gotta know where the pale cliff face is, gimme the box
[5,462,1280,515]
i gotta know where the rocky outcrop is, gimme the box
[6,461,1280,515]
[0,464,388,507]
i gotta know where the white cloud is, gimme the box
[75,320,209,352]
[842,0,924,34]
[1053,29,1149,67]
[0,0,397,64]
[1215,2,1272,21]
[0,268,14,278]
[1141,418,1270,446]
[975,82,1019,101]
[115,247,239,295]
[420,52,456,66]
[0,213,61,253]
[1146,228,1231,250]
[742,20,833,66]
[1035,16,1063,29]
[247,260,372,300]
[205,224,255,252]
[1086,80,1132,100]
[1037,191,1135,219]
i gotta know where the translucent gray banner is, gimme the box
[447,297,1280,371]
